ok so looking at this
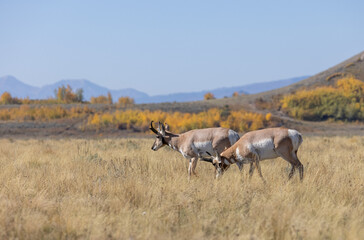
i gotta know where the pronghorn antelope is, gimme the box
[149,121,240,177]
[210,127,304,181]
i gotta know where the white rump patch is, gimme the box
[288,129,302,150]
[228,129,240,146]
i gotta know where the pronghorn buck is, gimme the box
[211,127,304,181]
[149,121,240,177]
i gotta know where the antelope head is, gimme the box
[201,151,226,178]
[150,121,170,151]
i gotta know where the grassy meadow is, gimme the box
[0,136,364,239]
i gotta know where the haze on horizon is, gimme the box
[1,0,363,96]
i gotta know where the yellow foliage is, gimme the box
[281,76,364,121]
[0,92,12,104]
[265,113,272,121]
[0,92,21,104]
[0,104,270,133]
[118,97,135,107]
[204,92,215,100]
[336,77,364,97]
[90,113,101,126]
[55,85,83,103]
[232,92,239,97]
[101,113,114,126]
[87,108,268,133]
[0,106,88,121]
[90,95,109,104]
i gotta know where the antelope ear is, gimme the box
[157,122,161,132]
[159,121,166,136]
[164,123,169,131]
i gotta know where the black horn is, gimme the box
[200,151,213,163]
[149,121,159,134]
[200,157,213,163]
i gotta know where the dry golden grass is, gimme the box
[0,136,364,239]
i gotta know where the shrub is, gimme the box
[204,92,215,100]
[0,92,21,104]
[118,97,135,107]
[90,92,113,104]
[87,108,269,133]
[54,85,83,103]
[281,77,364,121]
[232,92,240,97]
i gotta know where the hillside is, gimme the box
[252,50,364,100]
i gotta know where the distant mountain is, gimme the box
[0,75,308,103]
[0,75,40,98]
[37,79,149,101]
[231,76,309,94]
[138,76,309,103]
[0,76,149,102]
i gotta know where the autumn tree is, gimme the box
[54,85,83,103]
[118,97,135,107]
[0,92,20,104]
[107,92,113,104]
[90,92,113,104]
[76,89,84,103]
[0,92,13,104]
[204,92,215,100]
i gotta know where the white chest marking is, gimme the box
[169,143,177,151]
[179,148,189,159]
[236,147,251,164]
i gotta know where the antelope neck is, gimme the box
[167,134,181,151]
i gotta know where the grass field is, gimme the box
[0,136,364,239]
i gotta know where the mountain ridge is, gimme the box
[0,75,308,103]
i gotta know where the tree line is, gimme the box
[0,85,134,106]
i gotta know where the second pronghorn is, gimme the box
[207,127,304,181]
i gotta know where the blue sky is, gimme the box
[1,0,363,95]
